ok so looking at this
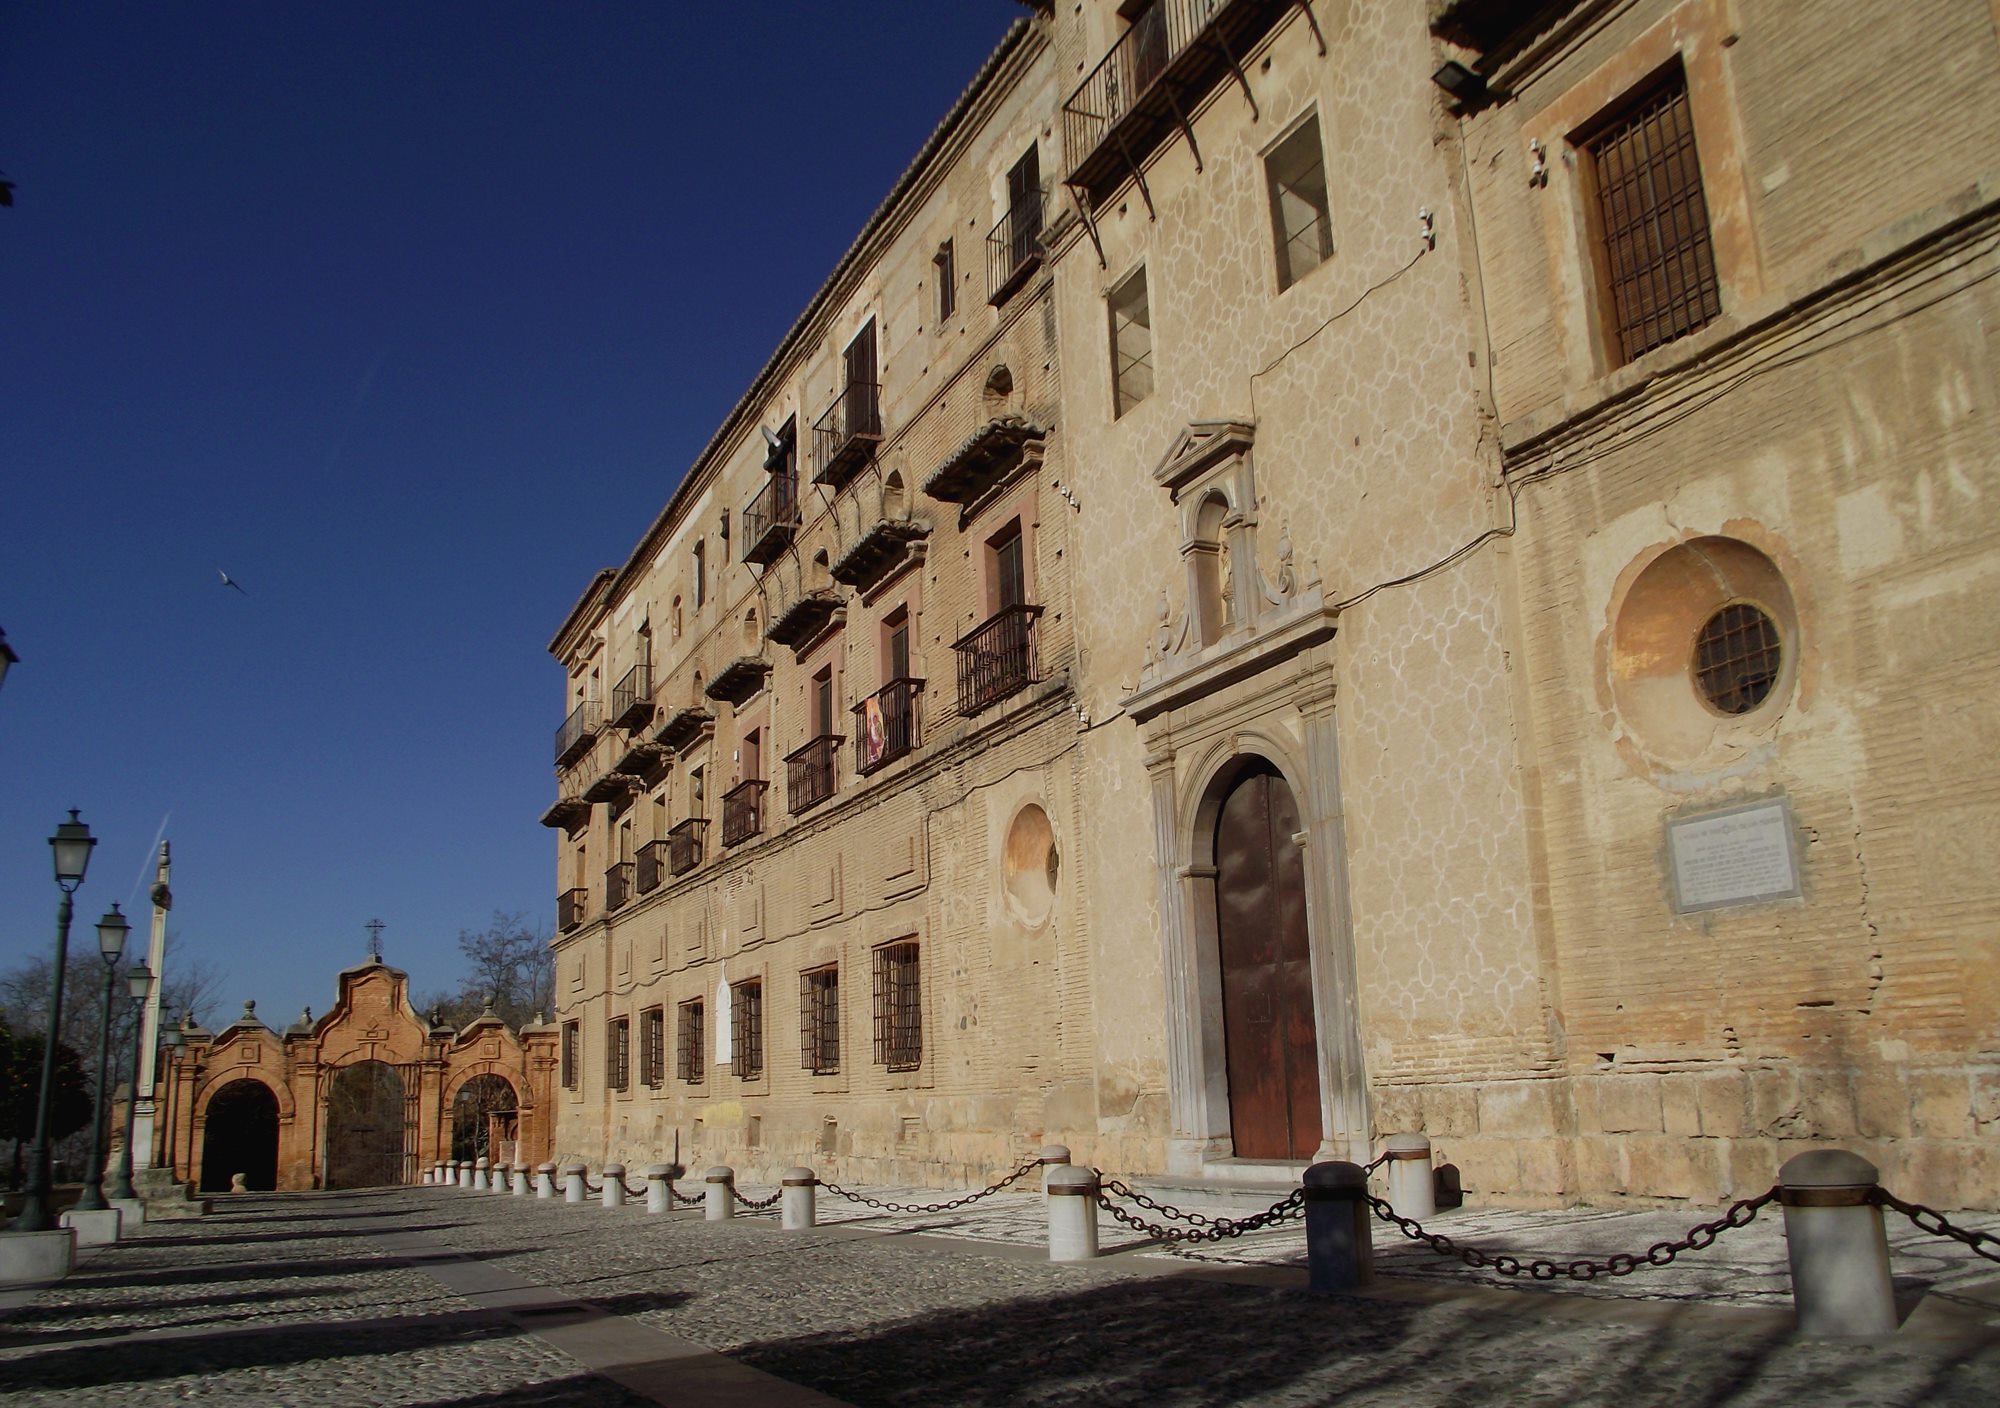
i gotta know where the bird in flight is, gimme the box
[218,569,248,595]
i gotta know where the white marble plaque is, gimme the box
[1667,798,1801,913]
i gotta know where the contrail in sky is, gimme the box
[125,811,171,912]
[325,343,392,469]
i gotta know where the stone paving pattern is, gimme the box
[2,1184,1997,1406]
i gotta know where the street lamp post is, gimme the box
[72,904,129,1214]
[17,812,97,1233]
[106,965,154,1203]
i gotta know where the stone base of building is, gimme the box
[0,1230,74,1286]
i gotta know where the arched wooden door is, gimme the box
[1214,762,1322,1160]
[199,1079,279,1191]
[324,1060,406,1188]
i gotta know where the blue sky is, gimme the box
[0,1,1026,1028]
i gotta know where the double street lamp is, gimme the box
[17,812,98,1232]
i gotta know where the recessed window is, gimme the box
[873,940,922,1071]
[1580,61,1721,364]
[731,980,764,1079]
[640,1007,664,1087]
[801,966,840,1074]
[560,1021,579,1089]
[934,241,955,323]
[677,1000,705,1083]
[1267,116,1333,290]
[1692,603,1782,716]
[605,1016,630,1091]
[1109,266,1153,417]
[693,539,706,608]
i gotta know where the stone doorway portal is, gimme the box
[199,1078,279,1191]
[323,1060,407,1188]
[450,1074,519,1163]
[1214,762,1322,1160]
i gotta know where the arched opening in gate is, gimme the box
[199,1079,279,1192]
[324,1060,407,1189]
[450,1074,519,1164]
[1212,759,1322,1161]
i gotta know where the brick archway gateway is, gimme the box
[198,1077,279,1192]
[158,957,558,1190]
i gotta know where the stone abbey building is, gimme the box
[541,0,2000,1209]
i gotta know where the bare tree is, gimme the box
[416,912,554,1033]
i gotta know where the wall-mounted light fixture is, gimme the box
[1431,60,1493,110]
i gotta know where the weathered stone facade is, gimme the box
[542,0,1998,1210]
[156,959,557,1191]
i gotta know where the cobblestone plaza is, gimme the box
[2,1185,1995,1405]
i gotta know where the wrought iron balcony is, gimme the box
[605,861,634,912]
[636,839,667,896]
[609,662,653,731]
[742,473,800,569]
[953,603,1042,716]
[555,699,602,768]
[667,817,706,877]
[558,887,589,932]
[853,678,923,775]
[722,779,769,847]
[812,380,881,489]
[786,734,841,815]
[1061,1,1294,206]
[987,185,1046,305]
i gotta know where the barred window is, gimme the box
[872,940,922,1071]
[677,1000,705,1084]
[731,980,764,1079]
[606,1016,630,1091]
[640,1007,665,1087]
[560,1021,579,1090]
[800,966,840,1074]
[1581,62,1721,364]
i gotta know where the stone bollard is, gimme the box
[1779,1150,1898,1336]
[1040,1144,1071,1207]
[457,1160,473,1188]
[705,1166,736,1221]
[491,1164,511,1194]
[512,1163,530,1196]
[645,1165,673,1214]
[474,1157,491,1191]
[603,1163,627,1209]
[1046,1165,1099,1261]
[1304,1161,1374,1292]
[781,1168,818,1230]
[535,1162,558,1199]
[422,1168,433,1186]
[562,1162,587,1203]
[1384,1134,1435,1222]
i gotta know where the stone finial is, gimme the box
[482,991,497,1016]
[301,1006,312,1025]
[241,1000,256,1020]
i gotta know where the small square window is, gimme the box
[1109,267,1153,417]
[1267,116,1333,290]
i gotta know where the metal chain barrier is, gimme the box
[1093,1174,1306,1244]
[1364,1185,1778,1280]
[581,1176,603,1196]
[668,1181,704,1207]
[820,1154,1047,1214]
[621,1178,648,1199]
[733,1186,783,1211]
[1872,1188,2000,1265]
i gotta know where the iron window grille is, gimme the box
[852,677,923,774]
[640,1007,665,1087]
[604,861,633,911]
[731,980,764,1079]
[560,1021,579,1089]
[800,966,841,1074]
[786,735,841,814]
[872,941,922,1072]
[606,1017,630,1091]
[677,1001,705,1084]
[1692,602,1782,715]
[558,887,588,932]
[722,779,768,846]
[635,839,666,895]
[1582,63,1721,364]
[668,817,706,876]
[952,604,1042,716]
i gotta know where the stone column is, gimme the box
[1296,678,1371,1160]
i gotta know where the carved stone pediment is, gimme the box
[1152,419,1255,499]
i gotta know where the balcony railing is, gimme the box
[636,839,667,895]
[853,678,924,775]
[987,185,1046,304]
[786,735,841,815]
[609,662,652,731]
[558,887,589,932]
[1063,1,1289,203]
[554,699,602,767]
[722,779,769,846]
[953,603,1042,716]
[812,380,881,488]
[605,861,634,912]
[667,818,706,877]
[742,473,800,568]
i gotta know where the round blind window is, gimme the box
[1692,602,1782,715]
